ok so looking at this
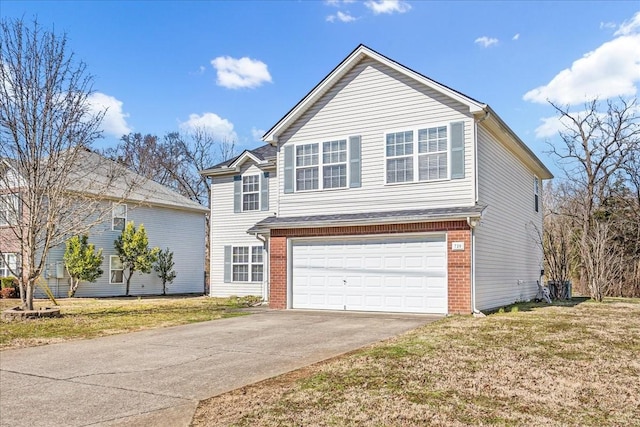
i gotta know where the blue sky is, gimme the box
[2,1,639,173]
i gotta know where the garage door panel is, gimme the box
[292,235,447,314]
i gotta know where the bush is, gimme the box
[1,276,17,289]
[1,287,16,298]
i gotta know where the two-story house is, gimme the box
[201,45,553,314]
[1,151,208,298]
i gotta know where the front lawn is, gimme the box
[192,298,640,426]
[0,295,254,349]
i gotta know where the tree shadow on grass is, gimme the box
[489,297,591,314]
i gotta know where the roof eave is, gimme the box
[263,44,487,144]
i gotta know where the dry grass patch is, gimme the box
[192,298,640,427]
[0,295,253,349]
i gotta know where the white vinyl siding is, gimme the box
[210,163,274,298]
[277,57,475,217]
[474,126,544,310]
[35,202,206,298]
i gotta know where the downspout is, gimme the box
[466,217,483,317]
[253,232,269,303]
[474,109,490,203]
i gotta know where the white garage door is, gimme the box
[292,234,447,314]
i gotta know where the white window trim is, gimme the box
[109,255,124,284]
[0,194,19,227]
[231,245,264,283]
[294,138,349,193]
[112,203,127,231]
[241,175,261,212]
[0,253,18,277]
[383,123,452,185]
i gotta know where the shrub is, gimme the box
[1,276,17,289]
[1,287,16,298]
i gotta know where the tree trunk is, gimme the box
[68,278,79,298]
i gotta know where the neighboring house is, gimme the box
[201,44,553,314]
[0,151,208,297]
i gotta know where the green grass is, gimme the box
[192,298,640,427]
[0,295,255,349]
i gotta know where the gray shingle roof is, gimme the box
[248,206,486,234]
[68,150,208,213]
[205,144,276,170]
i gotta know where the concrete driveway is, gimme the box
[0,309,439,426]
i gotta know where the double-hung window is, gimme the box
[0,253,17,277]
[0,194,19,226]
[242,175,260,211]
[112,204,127,231]
[418,126,448,181]
[295,140,348,191]
[110,256,124,284]
[232,246,263,282]
[385,123,459,184]
[295,144,319,191]
[386,131,414,183]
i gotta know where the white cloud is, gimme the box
[251,127,265,141]
[614,11,640,36]
[533,115,573,138]
[210,56,272,89]
[88,92,131,137]
[325,0,355,6]
[474,36,499,48]
[512,33,520,41]
[179,112,237,141]
[327,11,357,23]
[523,34,640,104]
[364,0,411,15]
[600,21,617,30]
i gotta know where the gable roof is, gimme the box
[200,143,277,176]
[3,150,208,213]
[262,44,552,180]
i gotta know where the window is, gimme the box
[112,204,127,231]
[0,194,19,226]
[322,140,347,189]
[385,125,453,184]
[534,177,540,212]
[232,246,263,282]
[110,256,124,284]
[386,131,414,183]
[296,143,319,191]
[418,126,448,181]
[242,175,260,211]
[0,253,17,277]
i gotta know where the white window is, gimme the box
[232,246,263,282]
[295,140,348,191]
[418,126,448,181]
[112,204,127,231]
[0,253,17,277]
[534,177,540,212]
[296,143,319,191]
[242,175,260,211]
[385,125,450,184]
[322,140,347,189]
[110,255,124,284]
[0,194,19,226]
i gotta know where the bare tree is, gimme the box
[582,222,624,301]
[548,98,640,299]
[0,18,131,309]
